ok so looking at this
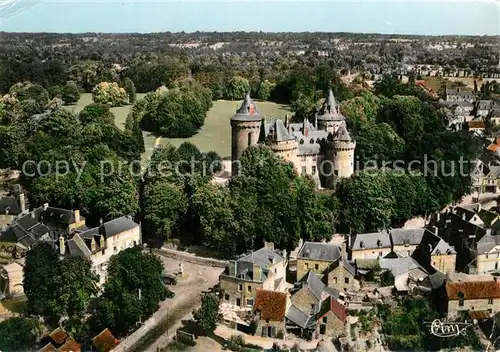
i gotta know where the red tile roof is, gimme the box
[329,297,347,323]
[92,328,119,352]
[469,121,485,128]
[446,281,500,300]
[57,336,81,352]
[49,328,69,345]
[254,289,287,321]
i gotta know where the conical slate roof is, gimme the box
[231,93,262,122]
[335,124,352,142]
[317,89,345,122]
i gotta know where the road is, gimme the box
[113,254,223,352]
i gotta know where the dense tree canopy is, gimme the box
[90,247,170,337]
[0,317,42,352]
[24,243,98,319]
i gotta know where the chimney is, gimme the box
[253,264,261,281]
[264,242,274,251]
[59,236,65,255]
[73,209,80,223]
[228,260,236,276]
[18,193,25,212]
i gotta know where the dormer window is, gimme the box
[435,249,441,255]
[360,241,364,249]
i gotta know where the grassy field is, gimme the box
[161,100,291,158]
[65,94,290,161]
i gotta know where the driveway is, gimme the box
[113,255,223,352]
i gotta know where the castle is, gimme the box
[230,89,356,188]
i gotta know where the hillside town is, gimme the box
[0,24,500,352]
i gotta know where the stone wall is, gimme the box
[296,258,332,282]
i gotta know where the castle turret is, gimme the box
[324,123,356,187]
[231,93,262,176]
[316,89,345,134]
[262,118,299,171]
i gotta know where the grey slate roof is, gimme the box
[379,257,427,277]
[438,101,474,108]
[263,119,295,142]
[286,304,315,329]
[486,166,500,179]
[477,231,497,254]
[0,197,22,216]
[100,216,138,238]
[233,247,285,281]
[41,207,79,225]
[431,238,457,255]
[230,93,262,122]
[335,124,352,142]
[389,228,426,246]
[299,271,326,301]
[317,89,345,121]
[297,242,341,262]
[351,231,391,251]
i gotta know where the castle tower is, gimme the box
[264,119,299,171]
[316,89,345,134]
[324,123,356,187]
[230,93,262,176]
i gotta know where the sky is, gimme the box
[0,0,499,35]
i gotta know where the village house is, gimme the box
[468,120,485,136]
[389,228,426,258]
[349,231,391,260]
[446,280,500,318]
[0,194,24,231]
[324,257,359,292]
[379,257,428,293]
[476,100,493,118]
[296,242,341,281]
[445,87,475,103]
[91,328,119,352]
[253,289,288,338]
[482,166,500,194]
[412,229,457,274]
[0,204,141,292]
[220,242,287,309]
[286,271,345,339]
[38,327,81,352]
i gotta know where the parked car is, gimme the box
[162,272,177,285]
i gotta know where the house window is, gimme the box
[238,284,243,291]
[314,264,319,270]
[248,132,252,147]
[459,299,464,307]
[488,309,493,314]
[113,246,117,253]
[334,170,339,176]
[345,277,349,284]
[247,285,252,292]
[236,298,241,306]
[225,294,229,301]
[247,299,254,306]
[488,298,493,305]
[333,277,337,284]
[301,166,307,175]
[311,304,315,310]
[305,263,309,269]
[322,317,327,323]
[378,251,383,257]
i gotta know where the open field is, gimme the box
[65,94,290,160]
[424,76,485,92]
[160,100,290,158]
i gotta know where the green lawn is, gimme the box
[161,100,291,158]
[64,94,290,161]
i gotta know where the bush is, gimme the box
[92,82,127,107]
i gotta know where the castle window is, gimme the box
[310,138,314,144]
[248,132,252,147]
[312,166,316,175]
[301,166,307,175]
